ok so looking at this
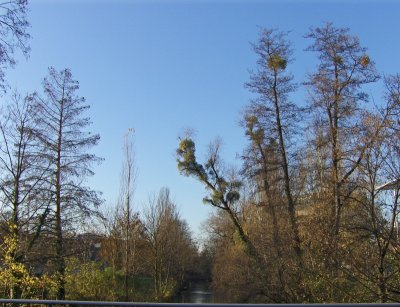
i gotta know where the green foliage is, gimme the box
[226,190,240,203]
[267,54,287,70]
[333,55,343,65]
[64,258,178,301]
[360,54,370,67]
[177,138,207,181]
[65,258,110,301]
[178,138,242,209]
[245,115,265,144]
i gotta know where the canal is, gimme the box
[173,282,215,303]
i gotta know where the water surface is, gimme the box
[174,282,214,303]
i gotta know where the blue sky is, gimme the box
[5,0,400,240]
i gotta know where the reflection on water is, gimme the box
[174,282,215,303]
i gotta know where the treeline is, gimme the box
[0,1,200,301]
[0,63,199,303]
[0,65,200,301]
[178,24,400,303]
[0,64,105,300]
[98,187,200,301]
[0,0,399,303]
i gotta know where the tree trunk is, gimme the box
[272,69,302,262]
[55,96,65,300]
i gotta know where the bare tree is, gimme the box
[0,0,30,91]
[119,128,137,301]
[306,23,379,242]
[243,29,305,301]
[143,187,196,300]
[99,131,139,301]
[0,92,49,299]
[34,67,102,300]
[302,24,399,301]
[340,101,400,302]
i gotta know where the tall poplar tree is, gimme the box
[119,128,136,301]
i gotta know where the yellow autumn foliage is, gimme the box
[0,227,57,299]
